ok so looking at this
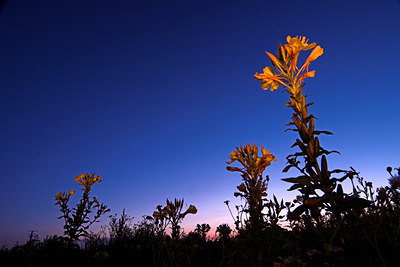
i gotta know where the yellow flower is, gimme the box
[301,45,324,73]
[227,144,276,177]
[186,205,197,214]
[55,192,64,201]
[261,146,276,163]
[298,70,316,83]
[307,45,324,63]
[254,66,283,91]
[265,51,285,73]
[285,36,316,70]
[68,190,75,195]
[93,175,102,183]
[227,150,238,164]
[74,173,85,181]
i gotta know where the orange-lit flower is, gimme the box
[185,205,197,215]
[92,174,102,183]
[75,173,85,181]
[301,45,324,72]
[265,51,284,72]
[55,192,64,201]
[285,36,316,70]
[278,44,289,64]
[227,144,276,177]
[254,66,283,91]
[298,70,316,83]
[68,190,75,195]
[260,146,276,163]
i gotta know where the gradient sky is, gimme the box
[1,0,399,248]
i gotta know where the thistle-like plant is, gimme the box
[254,36,370,220]
[55,173,110,241]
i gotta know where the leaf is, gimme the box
[285,128,298,132]
[321,155,330,184]
[273,195,279,206]
[314,137,320,153]
[304,197,324,208]
[342,196,372,210]
[292,115,302,130]
[282,176,311,186]
[287,204,307,220]
[237,183,246,193]
[306,102,314,107]
[295,139,307,153]
[305,114,317,123]
[336,184,344,197]
[226,166,243,173]
[330,169,348,174]
[288,183,303,191]
[321,148,340,155]
[308,118,315,133]
[313,130,333,135]
[282,165,294,173]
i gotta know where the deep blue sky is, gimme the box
[1,0,399,247]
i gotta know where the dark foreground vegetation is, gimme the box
[2,36,399,266]
[2,186,400,267]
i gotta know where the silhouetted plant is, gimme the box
[108,208,134,244]
[152,198,197,241]
[55,173,110,242]
[264,195,287,226]
[216,224,232,241]
[254,35,370,221]
[151,198,197,267]
[194,223,211,241]
[227,143,276,267]
[150,204,169,238]
[227,144,276,232]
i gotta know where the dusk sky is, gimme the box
[1,0,399,248]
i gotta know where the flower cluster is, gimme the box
[55,172,109,241]
[254,35,324,92]
[227,144,276,179]
[152,198,197,241]
[74,173,102,187]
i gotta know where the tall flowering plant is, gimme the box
[55,173,110,241]
[227,144,276,267]
[227,144,276,231]
[152,198,197,267]
[254,36,370,220]
[152,198,197,241]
